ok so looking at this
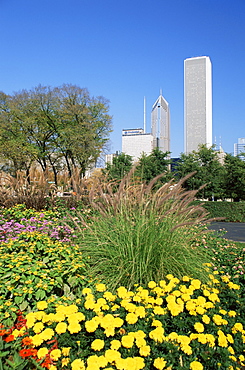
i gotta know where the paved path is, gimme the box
[208,222,245,243]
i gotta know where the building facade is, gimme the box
[151,94,170,153]
[122,128,153,162]
[234,138,245,159]
[184,56,212,154]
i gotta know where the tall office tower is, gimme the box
[234,138,245,159]
[184,56,212,154]
[151,94,170,153]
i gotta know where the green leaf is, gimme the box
[14,296,24,305]
[19,301,28,311]
[35,289,46,300]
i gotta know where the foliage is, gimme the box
[103,153,133,182]
[71,171,215,291]
[0,207,95,329]
[223,154,245,201]
[135,148,172,184]
[175,145,225,200]
[194,201,245,223]
[2,271,245,370]
[0,85,112,181]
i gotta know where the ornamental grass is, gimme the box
[69,171,218,291]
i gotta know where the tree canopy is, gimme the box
[0,85,112,182]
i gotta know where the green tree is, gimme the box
[135,148,172,184]
[175,145,225,199]
[223,154,245,201]
[0,85,112,182]
[103,152,133,181]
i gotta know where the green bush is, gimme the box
[72,172,214,291]
[195,201,245,223]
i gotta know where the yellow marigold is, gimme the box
[202,315,210,324]
[71,358,86,370]
[33,322,44,334]
[91,339,105,351]
[37,301,48,310]
[37,347,49,359]
[196,306,206,315]
[213,315,223,325]
[82,287,92,295]
[232,322,243,333]
[104,349,121,362]
[190,360,203,370]
[96,283,107,292]
[149,326,165,343]
[135,306,146,318]
[135,337,147,348]
[126,312,138,324]
[85,319,99,333]
[208,293,220,303]
[148,281,157,289]
[49,366,57,370]
[194,322,205,333]
[55,322,67,334]
[40,328,54,341]
[228,311,236,317]
[61,358,70,367]
[217,330,228,347]
[139,345,151,357]
[153,357,167,369]
[110,339,121,350]
[121,334,134,348]
[62,347,71,356]
[191,279,201,290]
[50,349,62,361]
[68,322,81,334]
[181,344,192,354]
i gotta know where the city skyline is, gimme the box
[184,56,212,154]
[151,94,170,154]
[1,1,245,158]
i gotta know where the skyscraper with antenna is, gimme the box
[151,92,170,153]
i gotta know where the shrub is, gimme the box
[71,172,216,291]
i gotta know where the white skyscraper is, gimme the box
[151,94,170,153]
[184,56,212,154]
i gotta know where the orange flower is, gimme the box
[22,337,33,346]
[4,335,15,342]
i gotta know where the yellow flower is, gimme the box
[71,358,86,370]
[40,328,54,340]
[228,311,236,317]
[50,349,62,361]
[37,347,49,359]
[153,357,167,369]
[148,281,157,289]
[55,322,67,334]
[68,322,81,334]
[194,322,204,333]
[126,312,138,324]
[96,283,107,292]
[37,301,48,310]
[62,347,71,356]
[33,322,44,334]
[110,339,121,350]
[202,315,210,324]
[121,334,134,348]
[190,361,203,370]
[85,319,99,333]
[139,345,151,356]
[91,339,105,351]
[61,358,70,367]
[104,349,121,362]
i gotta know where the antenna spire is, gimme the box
[143,97,146,133]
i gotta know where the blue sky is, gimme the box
[1,0,245,158]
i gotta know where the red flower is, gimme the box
[22,337,33,346]
[4,335,15,342]
[19,348,37,358]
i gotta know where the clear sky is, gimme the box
[1,0,245,158]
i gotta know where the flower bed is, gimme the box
[1,274,245,370]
